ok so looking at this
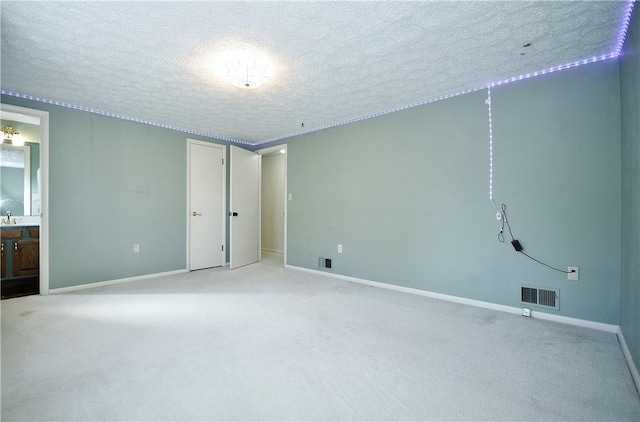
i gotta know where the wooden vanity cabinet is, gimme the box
[1,226,39,299]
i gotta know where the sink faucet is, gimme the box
[2,211,15,225]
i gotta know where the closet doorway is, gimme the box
[187,140,225,271]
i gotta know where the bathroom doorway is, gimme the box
[0,103,49,298]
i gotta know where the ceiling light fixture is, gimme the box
[219,49,273,90]
[1,125,25,146]
[0,1,634,147]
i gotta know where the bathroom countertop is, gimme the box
[1,218,41,227]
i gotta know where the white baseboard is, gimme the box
[530,309,618,333]
[617,327,640,393]
[285,264,619,333]
[262,248,284,254]
[49,269,188,294]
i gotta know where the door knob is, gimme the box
[229,212,239,217]
[192,211,202,216]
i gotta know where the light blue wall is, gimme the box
[620,9,640,375]
[1,96,231,289]
[283,60,621,324]
[0,51,629,329]
[491,61,621,323]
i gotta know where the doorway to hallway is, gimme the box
[258,145,287,267]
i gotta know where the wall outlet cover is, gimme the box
[567,266,579,281]
[522,307,532,317]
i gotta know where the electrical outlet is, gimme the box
[567,266,579,281]
[496,212,502,221]
[338,244,343,253]
[522,308,531,317]
[133,244,140,253]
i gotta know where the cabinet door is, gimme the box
[1,242,6,278]
[13,240,39,276]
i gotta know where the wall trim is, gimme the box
[529,308,618,333]
[262,248,284,254]
[617,327,640,393]
[49,269,188,294]
[285,264,619,333]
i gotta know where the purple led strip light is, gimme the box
[487,88,495,204]
[257,54,618,145]
[1,1,635,147]
[486,0,634,201]
[615,0,636,56]
[258,0,636,146]
[258,51,621,145]
[0,90,253,146]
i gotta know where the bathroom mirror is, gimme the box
[0,119,41,217]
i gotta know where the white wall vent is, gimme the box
[521,286,559,310]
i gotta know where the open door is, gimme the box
[229,146,260,269]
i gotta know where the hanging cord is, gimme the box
[499,203,571,274]
[519,251,571,274]
[497,203,514,243]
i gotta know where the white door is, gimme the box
[230,145,260,269]
[189,141,225,270]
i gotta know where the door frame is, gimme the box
[186,139,226,270]
[255,144,287,266]
[0,103,50,295]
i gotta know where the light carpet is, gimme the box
[2,252,639,421]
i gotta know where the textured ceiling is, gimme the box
[0,1,633,145]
